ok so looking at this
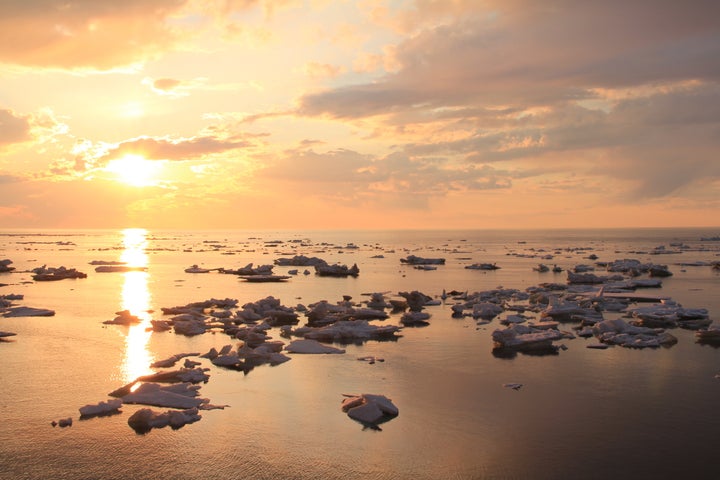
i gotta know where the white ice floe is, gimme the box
[465,263,500,270]
[95,265,147,273]
[151,353,201,369]
[695,324,720,345]
[2,306,55,317]
[128,407,201,433]
[341,393,399,426]
[211,352,241,367]
[472,302,503,320]
[285,339,345,354]
[121,382,207,409]
[500,315,526,325]
[627,303,710,329]
[184,264,211,273]
[492,324,571,352]
[400,311,431,326]
[400,255,445,265]
[592,318,677,348]
[314,263,360,277]
[52,418,73,428]
[541,296,602,323]
[79,399,123,418]
[286,320,400,343]
[103,309,142,325]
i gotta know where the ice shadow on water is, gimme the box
[79,410,123,422]
[492,346,560,359]
[352,414,398,432]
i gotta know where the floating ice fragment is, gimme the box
[503,383,523,390]
[79,399,123,418]
[286,339,345,354]
[341,393,399,428]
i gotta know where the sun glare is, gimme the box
[105,154,161,187]
[118,228,154,383]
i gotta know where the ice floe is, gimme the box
[283,320,401,344]
[400,255,445,265]
[128,407,202,434]
[0,259,15,272]
[341,393,399,429]
[591,319,678,348]
[286,339,345,354]
[492,323,572,355]
[31,265,87,281]
[79,399,123,418]
[465,262,500,270]
[314,262,359,277]
[2,306,55,317]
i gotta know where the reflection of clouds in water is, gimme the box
[119,228,154,383]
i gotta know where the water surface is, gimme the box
[1,228,719,479]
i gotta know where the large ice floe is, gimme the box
[341,393,399,430]
[492,323,573,356]
[128,407,202,434]
[592,319,678,348]
[286,339,345,354]
[400,255,445,265]
[282,320,400,344]
[79,399,123,418]
[695,324,720,345]
[2,293,55,319]
[31,265,88,281]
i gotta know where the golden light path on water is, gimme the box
[119,228,154,384]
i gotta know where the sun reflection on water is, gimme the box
[119,228,154,383]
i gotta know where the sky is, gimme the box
[1,0,719,230]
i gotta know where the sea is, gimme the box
[1,228,719,480]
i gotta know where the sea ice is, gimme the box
[79,399,123,418]
[341,393,399,427]
[285,339,345,354]
[2,306,55,317]
[121,382,208,409]
[128,407,201,433]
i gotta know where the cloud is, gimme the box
[303,62,346,80]
[255,146,512,209]
[0,174,26,184]
[259,147,372,182]
[0,109,32,146]
[142,76,209,96]
[0,175,172,227]
[298,1,720,118]
[0,0,191,70]
[96,134,253,163]
[290,1,720,205]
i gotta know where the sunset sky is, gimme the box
[1,0,719,230]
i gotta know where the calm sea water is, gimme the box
[1,228,719,480]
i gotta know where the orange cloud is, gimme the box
[0,109,31,147]
[0,0,189,69]
[97,135,253,163]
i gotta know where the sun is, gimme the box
[105,154,162,187]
